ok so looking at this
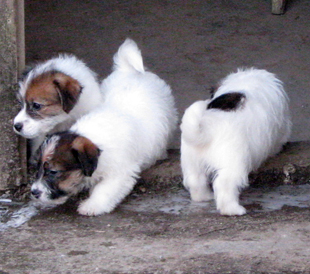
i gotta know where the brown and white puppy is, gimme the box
[13,55,103,159]
[31,39,178,216]
[31,132,100,205]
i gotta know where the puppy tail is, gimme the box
[113,38,145,73]
[181,100,211,145]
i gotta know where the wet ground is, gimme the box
[2,142,310,273]
[2,187,310,273]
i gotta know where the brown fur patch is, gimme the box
[25,71,82,117]
[72,136,99,156]
[41,134,84,196]
[57,170,84,195]
[39,133,100,198]
[71,136,100,177]
[53,73,82,113]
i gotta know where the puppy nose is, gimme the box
[14,123,23,132]
[31,189,42,199]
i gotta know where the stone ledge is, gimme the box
[140,141,310,191]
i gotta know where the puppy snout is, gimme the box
[14,123,23,132]
[31,189,42,199]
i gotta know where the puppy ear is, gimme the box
[71,136,101,177]
[53,73,82,113]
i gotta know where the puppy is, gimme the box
[180,68,291,216]
[30,39,178,216]
[13,55,103,159]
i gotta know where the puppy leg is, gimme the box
[182,159,213,202]
[213,171,247,216]
[181,139,213,201]
[78,174,137,216]
[184,172,213,202]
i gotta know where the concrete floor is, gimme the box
[2,0,310,273]
[2,142,310,273]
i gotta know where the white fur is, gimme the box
[180,68,291,216]
[13,55,104,154]
[65,39,177,216]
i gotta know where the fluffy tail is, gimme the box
[180,100,211,145]
[113,38,145,73]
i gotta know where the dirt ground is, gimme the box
[2,0,310,273]
[2,201,310,273]
[2,142,310,273]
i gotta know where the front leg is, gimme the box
[78,174,137,216]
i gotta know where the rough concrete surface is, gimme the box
[2,0,310,273]
[2,142,310,273]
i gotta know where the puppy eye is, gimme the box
[48,170,58,175]
[44,168,59,176]
[32,102,42,111]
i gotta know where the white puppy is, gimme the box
[13,55,103,158]
[30,39,178,216]
[180,68,291,216]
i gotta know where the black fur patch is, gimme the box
[207,92,245,111]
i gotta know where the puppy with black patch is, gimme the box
[180,68,291,216]
[31,39,178,216]
[13,55,103,159]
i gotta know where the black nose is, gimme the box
[14,123,23,132]
[31,189,42,199]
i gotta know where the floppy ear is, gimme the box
[71,136,101,177]
[53,73,82,113]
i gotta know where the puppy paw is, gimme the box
[189,186,213,202]
[190,191,213,202]
[218,203,246,216]
[78,199,110,216]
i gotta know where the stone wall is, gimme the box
[0,0,26,191]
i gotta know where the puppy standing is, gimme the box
[13,55,103,158]
[180,68,291,216]
[31,39,178,216]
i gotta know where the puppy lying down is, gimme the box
[180,68,291,216]
[31,39,178,216]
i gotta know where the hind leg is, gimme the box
[213,171,247,216]
[181,143,213,202]
[181,159,213,202]
[184,172,213,202]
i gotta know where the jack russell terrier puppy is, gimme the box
[13,54,103,160]
[30,39,178,216]
[180,68,291,216]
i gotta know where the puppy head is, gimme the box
[31,132,101,205]
[13,70,82,139]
